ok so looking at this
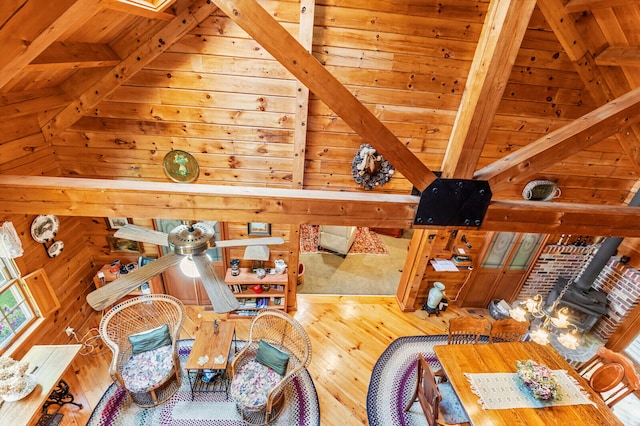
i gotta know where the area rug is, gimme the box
[87,339,320,426]
[299,225,389,255]
[366,335,488,426]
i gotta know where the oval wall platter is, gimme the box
[31,215,60,243]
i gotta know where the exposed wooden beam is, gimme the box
[564,0,639,13]
[41,0,219,142]
[595,46,640,66]
[537,0,640,173]
[2,176,640,237]
[26,42,121,72]
[442,0,536,179]
[0,175,418,229]
[483,199,640,237]
[291,0,315,189]
[474,85,640,190]
[0,0,102,90]
[210,0,436,192]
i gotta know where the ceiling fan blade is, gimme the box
[114,224,169,246]
[86,252,182,311]
[192,254,240,313]
[216,236,284,247]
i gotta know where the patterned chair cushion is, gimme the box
[121,344,174,392]
[438,382,470,424]
[231,360,282,409]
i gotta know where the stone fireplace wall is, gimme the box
[517,244,640,342]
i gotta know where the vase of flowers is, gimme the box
[515,359,558,400]
[0,356,36,401]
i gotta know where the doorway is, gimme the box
[297,227,412,295]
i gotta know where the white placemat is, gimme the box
[464,370,595,410]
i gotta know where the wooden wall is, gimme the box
[29,1,630,205]
[2,1,640,351]
[1,214,97,358]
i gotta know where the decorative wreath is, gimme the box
[351,143,395,190]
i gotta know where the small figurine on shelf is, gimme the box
[213,320,219,335]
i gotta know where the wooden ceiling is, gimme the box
[2,0,640,236]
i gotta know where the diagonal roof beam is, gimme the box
[474,85,640,190]
[442,0,536,179]
[538,0,640,172]
[0,0,102,90]
[41,0,219,142]
[210,0,436,191]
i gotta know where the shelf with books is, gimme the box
[225,267,289,318]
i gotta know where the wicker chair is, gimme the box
[99,294,185,407]
[230,309,312,425]
[489,319,529,343]
[447,317,490,345]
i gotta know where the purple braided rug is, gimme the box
[87,339,319,426]
[366,335,452,426]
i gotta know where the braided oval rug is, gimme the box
[87,339,320,426]
[366,335,452,426]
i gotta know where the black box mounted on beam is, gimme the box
[414,178,492,227]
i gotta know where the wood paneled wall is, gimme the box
[0,1,633,207]
[1,214,97,358]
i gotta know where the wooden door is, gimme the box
[462,232,545,307]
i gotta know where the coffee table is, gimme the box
[185,320,236,400]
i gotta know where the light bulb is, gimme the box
[557,331,579,350]
[509,306,528,322]
[529,327,550,345]
[179,256,199,278]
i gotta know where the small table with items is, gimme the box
[185,320,236,400]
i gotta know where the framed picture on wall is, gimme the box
[106,217,131,230]
[107,236,143,253]
[248,222,271,236]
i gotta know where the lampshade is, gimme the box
[243,245,270,261]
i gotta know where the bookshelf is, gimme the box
[224,267,288,318]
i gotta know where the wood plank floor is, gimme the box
[65,295,477,425]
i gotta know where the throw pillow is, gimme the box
[128,324,172,355]
[255,339,290,376]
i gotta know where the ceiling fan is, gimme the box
[86,221,284,312]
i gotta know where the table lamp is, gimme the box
[244,245,270,272]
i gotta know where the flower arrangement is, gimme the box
[515,359,558,400]
[0,356,30,396]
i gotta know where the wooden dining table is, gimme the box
[433,342,623,425]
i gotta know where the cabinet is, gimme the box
[93,263,165,307]
[224,268,288,318]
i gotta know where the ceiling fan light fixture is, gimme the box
[168,222,215,255]
[179,256,199,278]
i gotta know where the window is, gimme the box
[0,258,35,349]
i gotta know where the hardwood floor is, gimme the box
[66,295,474,425]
